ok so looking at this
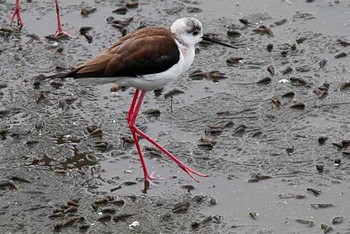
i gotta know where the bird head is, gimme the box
[170,17,203,46]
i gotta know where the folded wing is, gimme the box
[66,27,180,79]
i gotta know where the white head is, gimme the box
[170,17,203,46]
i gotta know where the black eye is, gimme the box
[192,31,199,36]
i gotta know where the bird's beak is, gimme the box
[201,35,237,49]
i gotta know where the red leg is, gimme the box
[133,125,208,182]
[129,90,145,126]
[54,0,70,37]
[127,89,139,123]
[9,0,24,29]
[128,90,155,182]
[128,89,208,183]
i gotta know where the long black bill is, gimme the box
[202,35,237,49]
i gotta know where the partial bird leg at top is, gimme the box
[9,0,69,37]
[127,89,208,185]
[54,0,70,37]
[9,0,24,29]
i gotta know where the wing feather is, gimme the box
[67,27,180,78]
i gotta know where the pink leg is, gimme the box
[9,0,24,29]
[54,0,70,37]
[128,90,154,182]
[128,89,208,183]
[127,89,139,123]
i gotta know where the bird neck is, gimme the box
[174,39,195,72]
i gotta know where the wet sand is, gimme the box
[1,0,350,233]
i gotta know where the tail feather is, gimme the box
[33,66,107,86]
[33,70,75,86]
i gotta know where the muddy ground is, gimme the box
[1,0,350,233]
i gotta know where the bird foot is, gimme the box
[9,9,24,30]
[142,173,159,194]
[54,29,71,39]
[144,171,166,182]
[142,171,173,193]
[177,163,208,182]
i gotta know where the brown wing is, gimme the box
[67,27,180,78]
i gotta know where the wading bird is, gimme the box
[36,17,236,192]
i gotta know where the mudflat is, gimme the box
[0,0,350,233]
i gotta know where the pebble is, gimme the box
[0,82,7,89]
[332,216,344,224]
[334,52,347,58]
[290,102,305,110]
[128,221,140,230]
